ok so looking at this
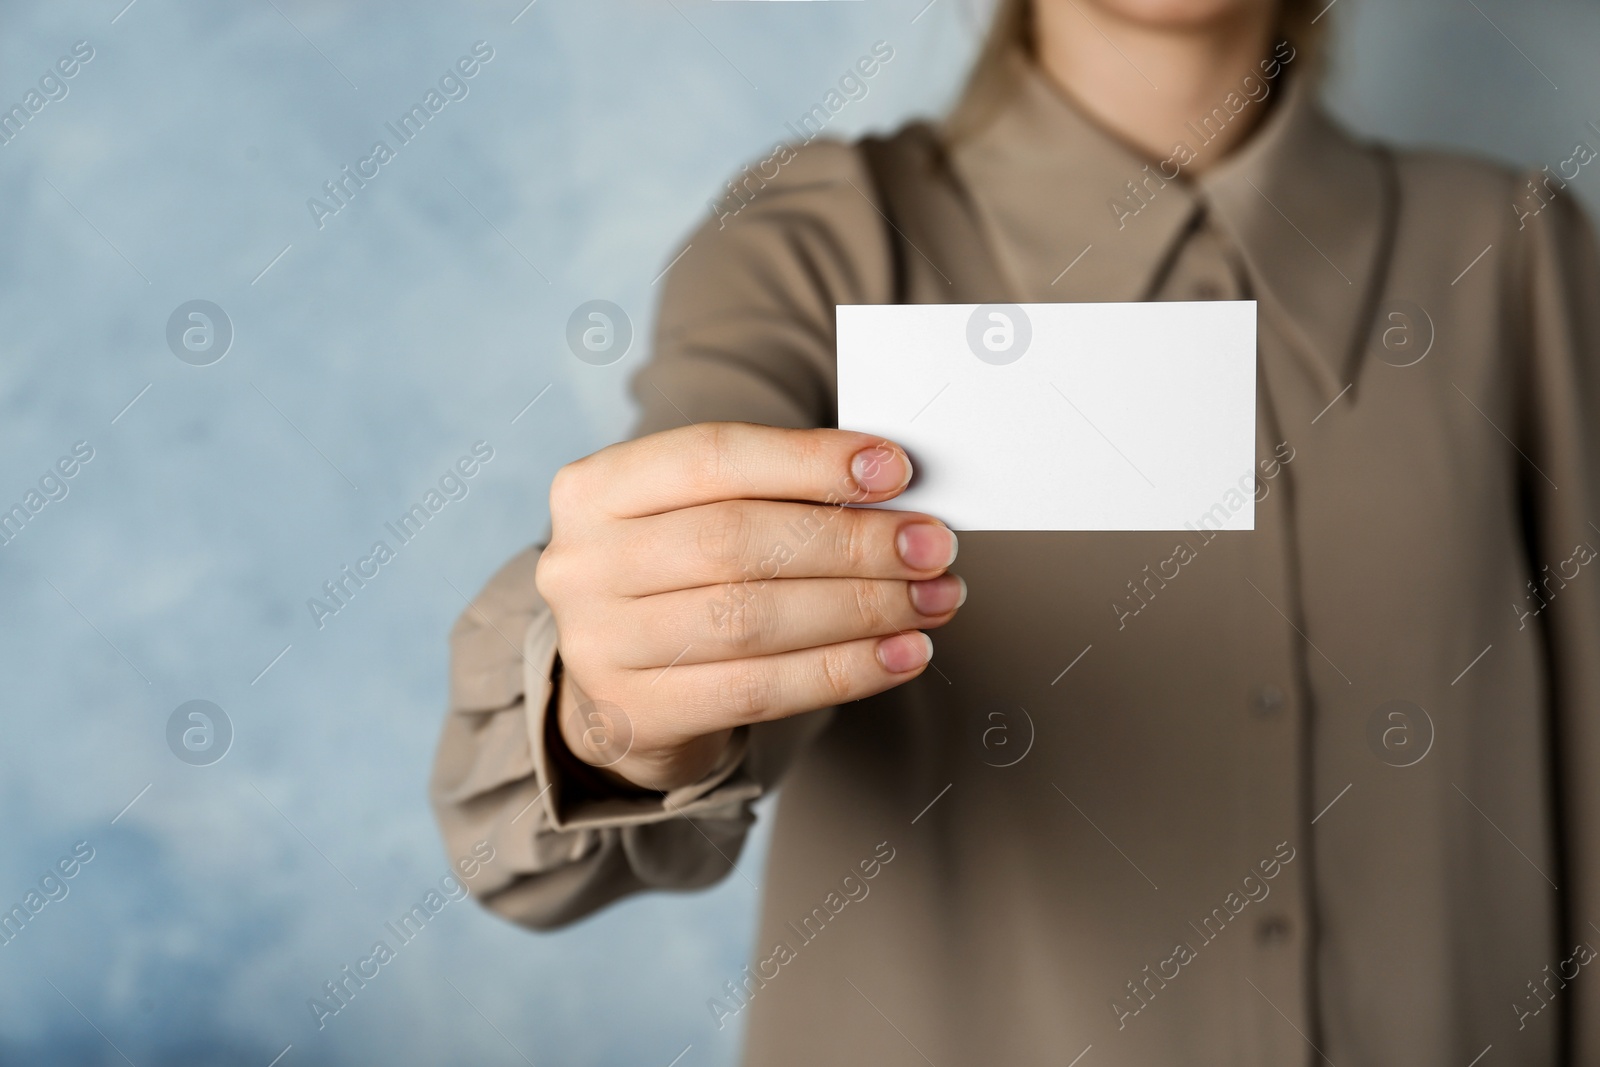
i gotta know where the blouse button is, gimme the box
[1257,915,1293,946]
[1252,685,1285,717]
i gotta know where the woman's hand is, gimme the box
[536,423,964,792]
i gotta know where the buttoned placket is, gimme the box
[915,45,1377,1061]
[1154,209,1319,1066]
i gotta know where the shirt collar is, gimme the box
[944,46,1394,397]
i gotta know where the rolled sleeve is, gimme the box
[429,135,890,931]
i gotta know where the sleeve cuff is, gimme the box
[522,612,761,833]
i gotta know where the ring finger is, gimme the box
[613,574,966,668]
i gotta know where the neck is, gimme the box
[1033,4,1284,173]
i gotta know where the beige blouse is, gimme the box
[431,45,1600,1066]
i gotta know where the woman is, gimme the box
[432,0,1600,1062]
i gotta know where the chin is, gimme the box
[1057,0,1276,31]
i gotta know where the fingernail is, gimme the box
[852,445,912,494]
[877,632,933,673]
[896,523,957,570]
[909,574,966,616]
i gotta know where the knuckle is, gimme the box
[835,510,875,573]
[557,629,601,675]
[788,426,828,472]
[703,581,760,654]
[816,645,857,706]
[714,665,778,724]
[844,577,885,631]
[548,460,589,519]
[686,423,734,495]
[695,502,755,569]
[800,431,855,504]
[534,547,568,603]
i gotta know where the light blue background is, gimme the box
[1,1,1596,1064]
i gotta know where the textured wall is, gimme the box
[0,1,1595,1064]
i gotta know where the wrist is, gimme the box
[553,664,736,793]
[549,663,660,798]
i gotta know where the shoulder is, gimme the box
[1383,138,1598,272]
[703,126,936,233]
[1387,143,1522,201]
[1351,137,1534,275]
[706,136,865,227]
[636,130,923,431]
[661,127,934,315]
[1379,138,1599,235]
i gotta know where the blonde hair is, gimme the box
[947,0,1330,140]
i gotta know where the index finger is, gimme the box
[571,423,913,519]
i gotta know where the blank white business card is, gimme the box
[836,301,1257,531]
